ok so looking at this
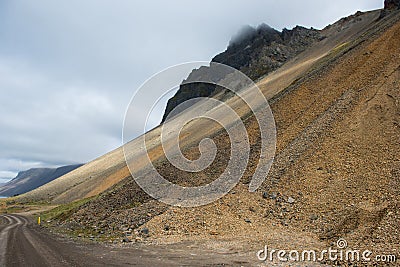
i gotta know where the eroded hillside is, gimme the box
[14,7,400,266]
[27,8,399,265]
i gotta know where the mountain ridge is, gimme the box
[17,9,389,205]
[0,164,83,197]
[162,24,323,122]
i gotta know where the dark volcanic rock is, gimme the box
[213,24,322,80]
[384,0,400,9]
[162,24,323,122]
[140,227,149,235]
[162,64,234,121]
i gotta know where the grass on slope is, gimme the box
[40,196,96,222]
[0,197,52,214]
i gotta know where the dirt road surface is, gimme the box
[0,214,258,266]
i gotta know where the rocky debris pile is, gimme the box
[49,177,168,242]
[162,24,324,122]
[140,184,304,242]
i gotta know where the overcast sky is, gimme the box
[0,0,382,183]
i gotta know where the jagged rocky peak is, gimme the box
[212,24,322,79]
[385,0,400,9]
[162,24,323,122]
[228,23,281,48]
[212,24,322,77]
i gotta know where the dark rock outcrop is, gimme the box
[162,24,323,122]
[384,0,400,9]
[213,24,322,80]
[162,63,235,121]
[0,164,83,197]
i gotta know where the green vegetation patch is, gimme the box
[0,197,51,214]
[41,196,96,222]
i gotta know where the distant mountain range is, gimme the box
[0,164,83,197]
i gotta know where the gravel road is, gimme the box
[0,214,256,266]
